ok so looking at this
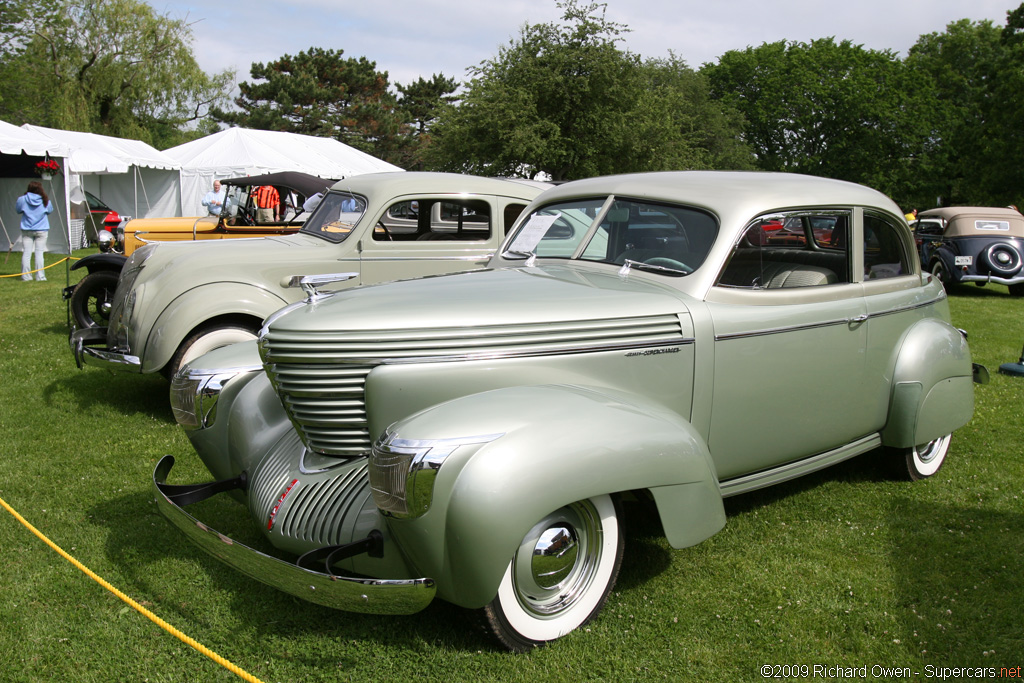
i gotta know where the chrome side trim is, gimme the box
[719,434,881,497]
[715,294,946,341]
[266,339,696,368]
[357,254,494,262]
[716,318,854,341]
[153,456,436,615]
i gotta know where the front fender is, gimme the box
[142,282,290,373]
[381,384,725,608]
[71,252,126,274]
[881,318,975,448]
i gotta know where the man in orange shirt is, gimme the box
[254,185,280,223]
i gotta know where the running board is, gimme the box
[719,434,882,498]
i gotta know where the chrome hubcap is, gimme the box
[511,500,602,617]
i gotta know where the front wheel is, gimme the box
[1009,283,1024,297]
[482,495,623,651]
[163,323,259,379]
[887,434,952,481]
[69,270,119,329]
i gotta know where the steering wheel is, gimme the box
[375,221,393,241]
[643,257,692,274]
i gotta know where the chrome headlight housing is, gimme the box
[170,366,259,430]
[369,431,503,519]
[96,229,115,252]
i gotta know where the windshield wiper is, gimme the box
[618,259,691,277]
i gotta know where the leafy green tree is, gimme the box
[904,19,1007,207]
[702,38,932,204]
[427,0,751,180]
[212,47,399,155]
[0,0,233,148]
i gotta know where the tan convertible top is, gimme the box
[918,206,1024,238]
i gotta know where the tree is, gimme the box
[702,38,932,204]
[904,18,1009,207]
[427,0,751,180]
[389,73,459,170]
[0,0,233,148]
[212,47,398,155]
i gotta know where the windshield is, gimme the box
[505,197,718,275]
[299,192,367,242]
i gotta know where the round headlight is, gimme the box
[97,229,115,252]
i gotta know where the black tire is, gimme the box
[885,434,952,481]
[482,495,623,651]
[163,323,260,379]
[930,259,951,289]
[1009,283,1024,297]
[69,270,119,329]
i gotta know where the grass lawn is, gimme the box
[0,250,1021,682]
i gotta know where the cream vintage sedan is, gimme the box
[156,171,986,651]
[69,172,549,378]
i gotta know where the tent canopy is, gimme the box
[23,124,182,224]
[165,128,402,216]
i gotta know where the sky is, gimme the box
[152,0,1018,87]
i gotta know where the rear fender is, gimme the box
[381,384,725,608]
[142,283,289,373]
[881,318,975,448]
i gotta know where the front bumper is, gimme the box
[153,455,436,614]
[69,326,141,372]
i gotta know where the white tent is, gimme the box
[0,121,75,254]
[23,124,182,223]
[165,128,402,216]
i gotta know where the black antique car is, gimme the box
[915,206,1024,296]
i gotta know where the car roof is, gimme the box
[529,171,904,227]
[918,206,1024,220]
[919,206,1024,238]
[221,171,337,196]
[327,172,552,200]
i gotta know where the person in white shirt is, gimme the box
[201,180,226,216]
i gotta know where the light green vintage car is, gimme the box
[69,172,549,378]
[156,171,986,651]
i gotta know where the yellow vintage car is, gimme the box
[64,171,335,329]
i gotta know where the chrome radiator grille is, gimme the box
[260,314,686,457]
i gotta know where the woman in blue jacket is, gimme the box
[15,180,53,281]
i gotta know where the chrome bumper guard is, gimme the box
[152,456,436,615]
[69,326,142,372]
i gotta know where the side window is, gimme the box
[863,212,912,280]
[717,210,851,289]
[375,198,492,242]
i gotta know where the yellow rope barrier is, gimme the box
[0,494,268,683]
[0,256,79,279]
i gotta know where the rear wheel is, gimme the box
[482,495,623,651]
[887,434,952,481]
[69,270,119,329]
[930,259,951,289]
[164,323,259,379]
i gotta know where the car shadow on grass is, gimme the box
[88,490,498,655]
[45,366,174,422]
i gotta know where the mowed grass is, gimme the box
[0,250,1021,682]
